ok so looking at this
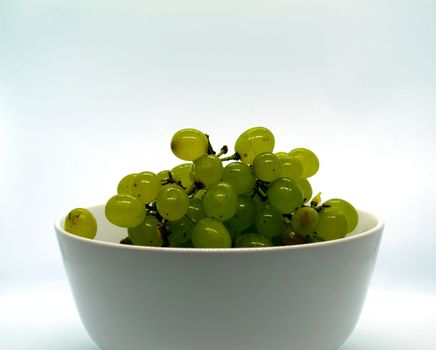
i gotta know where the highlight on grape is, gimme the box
[64,126,358,248]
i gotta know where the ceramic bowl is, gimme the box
[55,205,383,350]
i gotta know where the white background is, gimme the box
[1,0,435,349]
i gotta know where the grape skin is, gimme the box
[171,128,209,161]
[69,126,359,248]
[64,208,97,239]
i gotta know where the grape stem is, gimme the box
[205,134,216,155]
[253,180,268,201]
[220,152,241,162]
[216,145,228,157]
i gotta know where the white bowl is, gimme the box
[55,205,383,350]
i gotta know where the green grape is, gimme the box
[282,225,305,245]
[105,194,146,228]
[186,197,207,223]
[171,163,194,189]
[275,152,289,159]
[267,177,304,214]
[128,215,163,246]
[64,208,97,239]
[288,148,319,178]
[222,162,256,195]
[191,154,223,187]
[255,205,285,239]
[157,170,171,183]
[171,128,209,161]
[224,195,257,233]
[296,178,312,203]
[191,217,232,248]
[316,206,349,241]
[156,184,189,221]
[279,156,304,180]
[234,126,275,164]
[235,233,272,248]
[202,182,238,221]
[117,173,137,194]
[131,171,161,204]
[323,198,358,232]
[168,216,194,247]
[291,207,319,236]
[252,152,282,182]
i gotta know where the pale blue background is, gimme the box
[1,1,435,349]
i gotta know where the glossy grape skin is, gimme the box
[222,162,256,195]
[186,197,207,223]
[64,208,97,239]
[316,206,349,241]
[157,170,171,183]
[170,128,209,161]
[156,184,189,221]
[105,194,146,228]
[252,152,282,182]
[128,216,163,246]
[288,148,319,178]
[191,154,223,187]
[291,207,319,236]
[171,163,194,189]
[117,173,137,194]
[296,178,312,203]
[224,195,257,233]
[279,156,304,180]
[235,233,272,248]
[168,216,194,247]
[323,198,358,232]
[267,177,304,214]
[202,182,238,221]
[131,171,161,204]
[234,126,275,164]
[191,218,232,248]
[255,205,285,239]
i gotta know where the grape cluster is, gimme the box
[64,127,358,248]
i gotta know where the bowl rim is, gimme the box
[54,205,384,254]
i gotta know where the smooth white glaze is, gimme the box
[55,205,383,350]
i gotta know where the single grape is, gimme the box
[131,171,161,204]
[168,216,194,247]
[64,208,97,239]
[316,206,349,241]
[186,197,207,223]
[291,206,319,236]
[157,170,171,184]
[222,162,256,195]
[105,194,146,228]
[234,126,275,164]
[202,182,238,221]
[171,163,194,189]
[281,225,305,245]
[296,178,312,203]
[191,217,232,248]
[235,233,272,248]
[191,154,223,187]
[170,128,209,161]
[323,198,358,232]
[156,184,189,221]
[267,177,304,214]
[279,156,304,180]
[255,205,285,239]
[252,152,282,182]
[288,148,319,178]
[128,215,163,246]
[117,173,137,194]
[224,195,257,233]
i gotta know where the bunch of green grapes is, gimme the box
[64,126,359,248]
